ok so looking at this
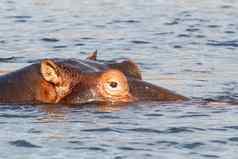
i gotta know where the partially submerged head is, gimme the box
[38,52,188,105]
[61,68,136,105]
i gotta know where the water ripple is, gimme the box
[131,40,151,44]
[144,113,163,117]
[228,137,238,142]
[53,45,68,49]
[41,38,60,42]
[9,140,41,148]
[118,146,147,151]
[223,126,238,130]
[225,31,235,34]
[108,20,140,24]
[0,0,238,158]
[186,28,200,32]
[156,140,179,146]
[81,128,122,133]
[164,21,179,25]
[126,128,163,134]
[201,154,219,158]
[208,128,227,131]
[207,25,220,28]
[165,127,194,133]
[180,142,205,149]
[124,127,201,134]
[6,15,32,19]
[0,56,23,63]
[74,43,85,46]
[0,113,36,118]
[70,146,107,152]
[207,40,238,48]
[177,114,210,118]
[177,34,191,38]
[210,140,227,144]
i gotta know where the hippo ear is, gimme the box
[41,60,61,85]
[86,50,97,60]
[108,60,142,80]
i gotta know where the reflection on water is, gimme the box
[1,0,238,158]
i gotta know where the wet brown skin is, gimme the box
[0,51,189,105]
[0,60,81,104]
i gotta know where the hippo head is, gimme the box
[60,68,137,105]
[39,51,188,105]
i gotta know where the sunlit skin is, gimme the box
[0,51,189,105]
[97,69,135,103]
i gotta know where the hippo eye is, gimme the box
[109,81,118,88]
[105,80,121,92]
[98,69,130,98]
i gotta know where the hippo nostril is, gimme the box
[110,81,118,88]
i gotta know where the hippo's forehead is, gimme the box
[46,58,104,73]
[54,58,142,79]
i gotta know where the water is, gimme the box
[0,0,238,158]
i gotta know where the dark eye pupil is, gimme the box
[110,82,118,88]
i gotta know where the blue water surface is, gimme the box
[0,0,238,158]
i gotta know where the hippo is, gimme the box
[0,51,189,105]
